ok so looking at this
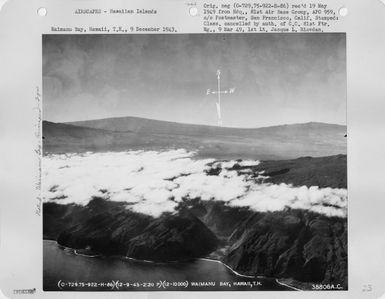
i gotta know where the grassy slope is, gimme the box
[252,155,347,188]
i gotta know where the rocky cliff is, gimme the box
[43,154,347,290]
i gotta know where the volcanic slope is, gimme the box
[43,117,346,159]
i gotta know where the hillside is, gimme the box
[43,152,347,289]
[43,117,346,160]
[44,200,347,289]
[68,116,345,139]
[42,148,347,290]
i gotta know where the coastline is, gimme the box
[275,279,303,291]
[199,258,255,279]
[44,239,300,291]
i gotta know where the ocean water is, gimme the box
[43,240,291,291]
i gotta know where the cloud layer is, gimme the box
[43,149,347,218]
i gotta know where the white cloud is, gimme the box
[238,160,261,167]
[229,183,347,217]
[43,149,347,218]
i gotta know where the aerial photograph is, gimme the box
[42,33,347,291]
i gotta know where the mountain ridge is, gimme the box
[43,116,346,160]
[65,115,346,133]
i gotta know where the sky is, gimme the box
[43,33,346,128]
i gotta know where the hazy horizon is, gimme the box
[43,33,346,128]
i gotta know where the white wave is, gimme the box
[42,149,347,218]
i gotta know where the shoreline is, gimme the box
[44,239,300,291]
[275,279,303,291]
[199,258,255,279]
